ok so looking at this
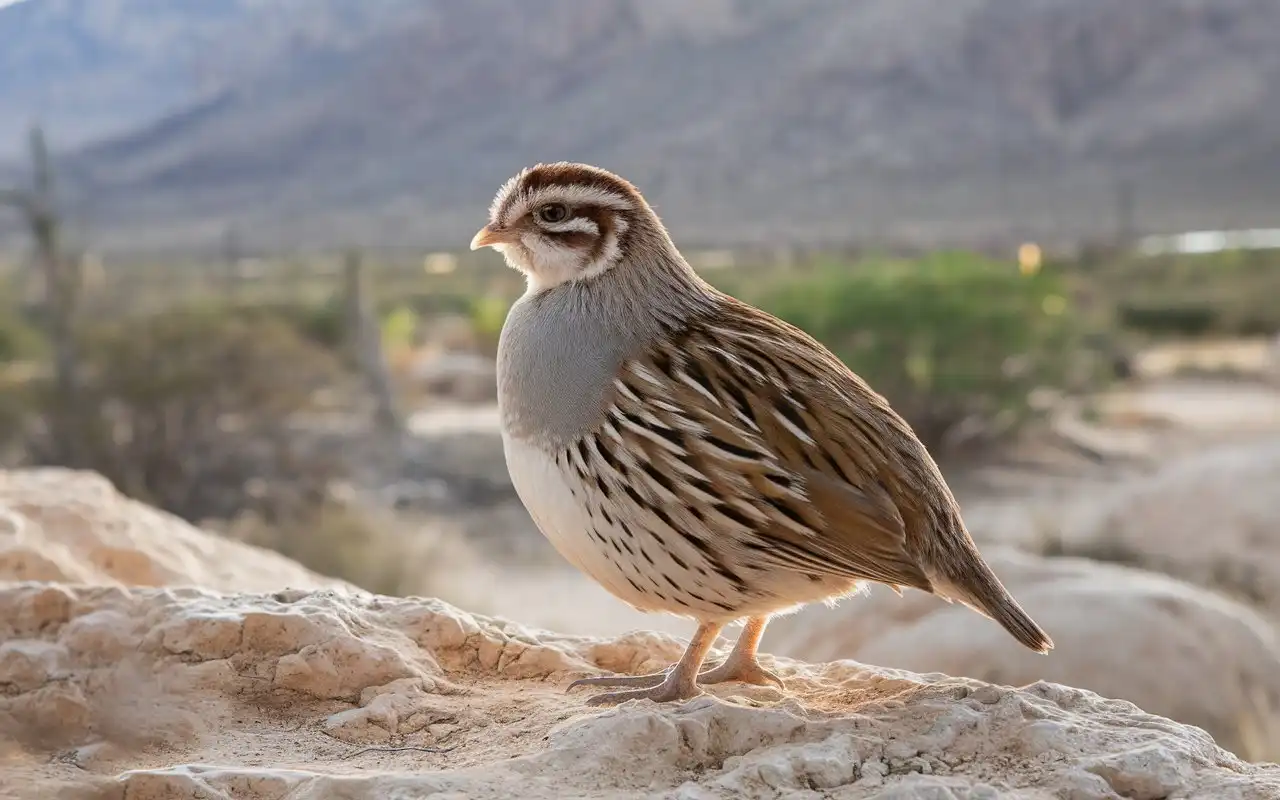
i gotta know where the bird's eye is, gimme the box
[536,203,570,224]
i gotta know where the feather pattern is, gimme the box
[562,297,938,602]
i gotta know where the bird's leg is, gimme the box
[696,615,784,689]
[568,621,724,706]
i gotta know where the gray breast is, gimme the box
[497,284,645,447]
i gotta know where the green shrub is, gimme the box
[0,305,45,363]
[381,304,420,351]
[750,251,1103,453]
[0,300,46,459]
[239,298,347,351]
[1118,302,1220,337]
[468,294,510,353]
[390,289,478,320]
[1099,249,1280,338]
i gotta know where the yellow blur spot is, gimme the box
[1018,242,1042,275]
[1042,294,1067,316]
[423,253,458,275]
[904,353,933,388]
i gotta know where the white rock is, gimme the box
[0,583,1276,799]
[765,549,1280,762]
[0,468,346,592]
[1058,439,1280,616]
[2,467,1278,797]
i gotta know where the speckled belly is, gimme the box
[501,434,859,620]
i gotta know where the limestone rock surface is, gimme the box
[1,583,1277,800]
[766,549,1280,763]
[1060,440,1280,617]
[2,467,1279,799]
[0,469,344,592]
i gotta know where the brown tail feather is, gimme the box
[928,552,1054,653]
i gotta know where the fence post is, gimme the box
[1,124,83,464]
[220,225,241,302]
[342,250,403,436]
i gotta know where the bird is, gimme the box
[470,162,1053,706]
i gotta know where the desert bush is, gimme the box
[0,303,45,363]
[0,301,47,459]
[0,367,33,461]
[20,304,351,522]
[1117,302,1220,337]
[391,289,479,320]
[467,294,511,354]
[1099,249,1280,338]
[381,289,513,356]
[380,304,420,350]
[751,251,1103,453]
[248,297,348,352]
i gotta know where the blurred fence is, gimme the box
[0,249,528,322]
[0,241,820,327]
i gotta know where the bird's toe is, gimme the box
[583,676,704,706]
[567,668,673,692]
[697,659,785,689]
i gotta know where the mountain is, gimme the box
[4,0,1280,253]
[0,0,420,150]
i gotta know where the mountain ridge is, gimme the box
[3,0,1279,253]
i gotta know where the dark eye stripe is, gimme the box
[584,207,619,263]
[545,230,596,248]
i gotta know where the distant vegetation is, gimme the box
[1091,249,1280,339]
[0,298,43,363]
[743,251,1106,453]
[6,246,1278,458]
[4,304,350,519]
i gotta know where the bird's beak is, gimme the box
[470,224,517,250]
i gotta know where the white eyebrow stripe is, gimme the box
[522,185,633,214]
[546,217,600,235]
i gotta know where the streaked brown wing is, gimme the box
[605,300,935,593]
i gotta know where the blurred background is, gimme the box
[2,0,1279,763]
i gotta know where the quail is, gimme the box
[470,162,1053,706]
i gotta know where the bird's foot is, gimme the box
[573,669,703,707]
[566,656,783,704]
[696,656,785,689]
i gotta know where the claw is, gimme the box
[567,670,672,692]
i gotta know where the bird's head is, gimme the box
[470,162,672,292]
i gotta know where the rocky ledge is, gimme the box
[0,582,1276,800]
[2,467,1279,799]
